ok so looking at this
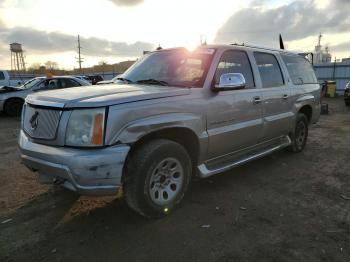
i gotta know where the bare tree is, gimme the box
[98,60,108,66]
[45,61,59,71]
[28,63,42,71]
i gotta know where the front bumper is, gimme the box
[19,130,130,196]
[345,90,350,100]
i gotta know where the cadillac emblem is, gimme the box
[29,111,39,130]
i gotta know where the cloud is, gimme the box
[0,26,155,57]
[108,0,143,7]
[215,0,350,48]
[332,41,350,53]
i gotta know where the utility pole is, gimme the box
[332,56,337,80]
[77,35,84,74]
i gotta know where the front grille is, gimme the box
[23,104,62,140]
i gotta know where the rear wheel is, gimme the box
[124,139,192,218]
[4,99,24,117]
[288,113,308,153]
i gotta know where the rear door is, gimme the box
[253,52,293,141]
[206,49,264,159]
[59,78,82,88]
[280,53,320,111]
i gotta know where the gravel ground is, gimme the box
[0,97,349,262]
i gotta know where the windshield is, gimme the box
[120,48,214,88]
[20,78,43,89]
[111,75,122,82]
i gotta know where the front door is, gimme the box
[207,50,263,159]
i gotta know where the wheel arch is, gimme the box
[3,97,25,115]
[298,104,312,124]
[121,127,200,183]
[4,96,25,106]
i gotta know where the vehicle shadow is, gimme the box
[0,188,79,261]
[1,150,295,262]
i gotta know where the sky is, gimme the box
[0,0,349,70]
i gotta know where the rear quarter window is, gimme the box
[281,54,318,85]
[0,71,5,80]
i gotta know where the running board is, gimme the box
[197,136,291,178]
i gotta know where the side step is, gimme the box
[197,136,291,178]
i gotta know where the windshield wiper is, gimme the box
[116,77,133,83]
[136,79,169,86]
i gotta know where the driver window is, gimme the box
[37,79,60,90]
[214,50,255,88]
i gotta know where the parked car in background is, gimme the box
[96,74,122,85]
[344,81,350,106]
[0,76,90,116]
[74,75,90,82]
[19,45,321,217]
[0,70,24,87]
[86,75,104,85]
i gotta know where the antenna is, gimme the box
[200,35,207,46]
[279,34,285,50]
[156,44,162,50]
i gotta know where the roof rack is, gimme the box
[230,43,288,53]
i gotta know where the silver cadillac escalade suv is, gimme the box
[19,45,321,217]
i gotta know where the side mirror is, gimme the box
[213,73,246,91]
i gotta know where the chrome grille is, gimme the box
[23,104,62,140]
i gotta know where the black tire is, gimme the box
[124,139,192,218]
[4,99,24,117]
[345,100,350,107]
[288,113,309,153]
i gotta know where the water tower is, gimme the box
[10,43,26,72]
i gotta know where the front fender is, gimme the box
[108,113,205,145]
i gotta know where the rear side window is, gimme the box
[254,52,284,88]
[214,50,255,88]
[281,55,318,85]
[0,71,5,80]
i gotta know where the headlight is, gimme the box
[65,108,106,147]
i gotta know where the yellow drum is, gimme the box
[326,81,336,98]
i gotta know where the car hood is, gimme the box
[25,84,191,108]
[0,86,23,94]
[97,80,113,85]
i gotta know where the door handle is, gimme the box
[282,94,289,99]
[253,96,261,104]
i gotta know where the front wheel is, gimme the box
[124,139,192,218]
[288,113,309,153]
[4,99,24,117]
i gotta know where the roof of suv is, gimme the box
[153,44,299,56]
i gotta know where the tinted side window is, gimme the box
[214,50,255,88]
[254,52,284,88]
[61,78,80,88]
[281,54,318,85]
[0,71,5,80]
[38,79,61,89]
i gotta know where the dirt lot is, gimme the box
[0,98,349,262]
